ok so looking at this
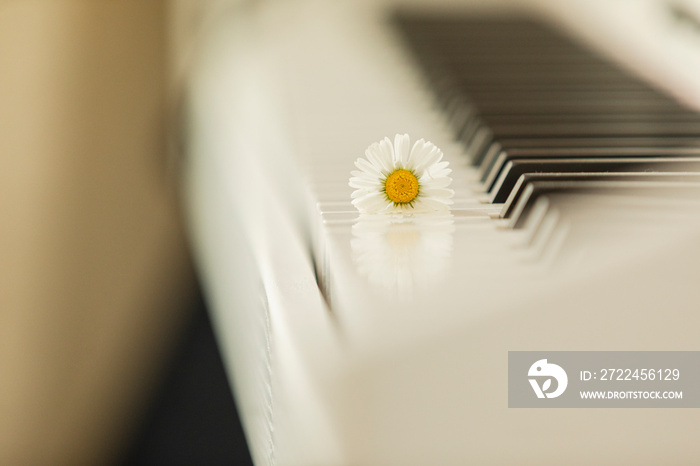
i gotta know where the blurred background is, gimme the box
[0,1,251,464]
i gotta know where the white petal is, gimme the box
[351,188,371,199]
[366,145,387,173]
[353,192,390,213]
[433,161,450,171]
[424,161,452,179]
[352,175,383,187]
[379,138,396,171]
[408,198,432,212]
[355,157,383,177]
[350,177,383,190]
[394,134,410,166]
[430,170,452,180]
[351,169,381,181]
[385,202,405,213]
[366,140,390,174]
[420,188,455,199]
[415,197,452,211]
[420,176,452,189]
[352,191,375,205]
[365,144,390,174]
[407,138,431,170]
[412,145,443,175]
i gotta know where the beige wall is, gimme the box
[0,1,194,464]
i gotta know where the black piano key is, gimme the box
[477,138,700,181]
[488,158,700,203]
[482,112,700,124]
[462,120,700,166]
[481,147,700,191]
[500,172,700,220]
[510,180,700,229]
[497,137,700,149]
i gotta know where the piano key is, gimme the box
[508,180,700,228]
[499,172,700,220]
[482,112,700,124]
[487,158,700,203]
[481,146,700,190]
[495,136,700,149]
[476,137,700,181]
[462,123,700,166]
[480,140,700,176]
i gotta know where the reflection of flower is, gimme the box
[351,212,455,297]
[349,134,453,214]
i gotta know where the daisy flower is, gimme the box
[349,134,454,213]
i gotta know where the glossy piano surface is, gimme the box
[180,1,700,464]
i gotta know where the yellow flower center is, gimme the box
[384,169,419,205]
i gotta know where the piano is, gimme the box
[179,0,700,464]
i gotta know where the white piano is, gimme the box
[179,0,700,464]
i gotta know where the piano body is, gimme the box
[180,0,700,464]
